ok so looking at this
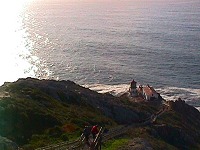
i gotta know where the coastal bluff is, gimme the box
[0,78,200,150]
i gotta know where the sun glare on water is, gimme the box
[0,0,35,85]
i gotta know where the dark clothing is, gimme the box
[83,126,91,146]
[83,126,91,137]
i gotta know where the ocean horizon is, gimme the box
[0,0,199,110]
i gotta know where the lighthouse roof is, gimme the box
[131,79,137,83]
[143,85,157,96]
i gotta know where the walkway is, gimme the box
[35,104,170,150]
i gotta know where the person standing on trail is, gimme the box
[83,125,91,147]
[91,125,99,140]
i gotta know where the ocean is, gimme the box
[0,0,200,110]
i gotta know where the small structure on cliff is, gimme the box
[141,84,159,101]
[129,79,138,97]
[129,80,161,101]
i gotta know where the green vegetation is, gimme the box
[0,78,200,150]
[0,80,116,149]
[103,137,130,150]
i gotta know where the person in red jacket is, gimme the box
[91,125,99,140]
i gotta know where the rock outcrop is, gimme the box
[9,78,139,124]
[168,99,200,132]
[0,78,200,149]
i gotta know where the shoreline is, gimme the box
[1,77,200,111]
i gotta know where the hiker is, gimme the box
[83,125,91,147]
[91,125,99,140]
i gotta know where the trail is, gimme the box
[35,103,170,150]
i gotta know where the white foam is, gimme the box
[156,87,200,102]
[83,84,200,111]
[84,84,200,100]
[196,107,200,112]
[83,83,130,96]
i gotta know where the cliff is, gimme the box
[0,78,146,149]
[0,78,200,150]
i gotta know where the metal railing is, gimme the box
[35,104,170,150]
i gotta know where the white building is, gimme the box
[142,85,159,101]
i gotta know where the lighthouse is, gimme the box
[129,79,137,97]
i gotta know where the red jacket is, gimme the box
[91,125,98,134]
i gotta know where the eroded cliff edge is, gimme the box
[0,78,200,150]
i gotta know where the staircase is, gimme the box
[35,104,170,150]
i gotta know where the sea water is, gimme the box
[0,0,200,110]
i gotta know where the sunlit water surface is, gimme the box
[0,0,200,110]
[0,1,36,84]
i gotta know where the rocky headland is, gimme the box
[0,78,200,150]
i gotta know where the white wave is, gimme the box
[84,84,200,101]
[197,107,200,112]
[83,83,130,96]
[83,84,200,111]
[156,87,200,111]
[156,87,200,102]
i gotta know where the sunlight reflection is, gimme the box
[0,0,37,85]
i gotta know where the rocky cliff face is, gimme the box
[10,77,139,124]
[169,99,200,119]
[148,99,200,150]
[0,78,142,148]
[168,99,200,133]
[0,78,200,150]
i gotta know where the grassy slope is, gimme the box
[0,78,200,150]
[0,81,116,149]
[103,137,130,150]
